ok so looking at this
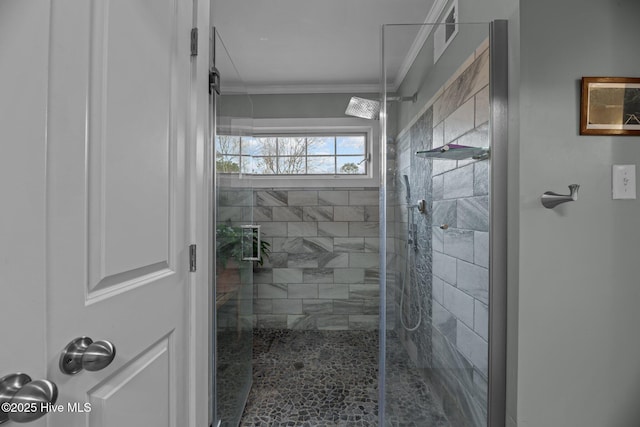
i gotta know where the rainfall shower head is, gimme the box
[345,97,381,120]
[344,94,418,120]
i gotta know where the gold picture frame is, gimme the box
[580,77,640,135]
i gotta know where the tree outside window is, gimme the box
[215,134,367,176]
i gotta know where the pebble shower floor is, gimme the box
[238,329,450,427]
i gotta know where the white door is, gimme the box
[0,3,51,426]
[1,0,195,426]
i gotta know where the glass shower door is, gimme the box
[380,22,507,427]
[212,29,255,427]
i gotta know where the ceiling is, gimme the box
[212,0,438,94]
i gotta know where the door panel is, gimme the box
[88,0,174,293]
[87,335,173,427]
[45,1,191,426]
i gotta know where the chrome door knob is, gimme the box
[60,337,116,375]
[0,373,58,424]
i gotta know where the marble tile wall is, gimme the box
[216,185,255,334]
[217,187,380,331]
[392,45,490,427]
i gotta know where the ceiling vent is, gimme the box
[434,0,459,63]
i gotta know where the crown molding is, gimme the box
[220,83,385,95]
[240,83,385,95]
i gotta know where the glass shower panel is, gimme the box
[213,29,254,427]
[382,23,491,427]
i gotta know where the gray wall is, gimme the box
[222,92,379,119]
[251,93,378,119]
[510,0,640,426]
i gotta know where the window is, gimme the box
[215,134,368,176]
[216,135,244,173]
[216,117,378,188]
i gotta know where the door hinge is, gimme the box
[189,244,197,272]
[190,27,198,56]
[209,67,220,95]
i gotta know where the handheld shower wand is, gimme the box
[402,174,427,214]
[400,174,421,331]
[403,174,411,204]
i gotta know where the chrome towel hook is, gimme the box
[541,184,580,209]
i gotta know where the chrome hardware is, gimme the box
[357,153,371,165]
[209,67,220,95]
[0,373,58,424]
[440,224,449,230]
[0,373,31,424]
[407,223,418,251]
[416,144,490,160]
[190,27,198,56]
[189,244,197,272]
[60,337,116,375]
[541,184,580,209]
[417,199,427,214]
[241,225,261,261]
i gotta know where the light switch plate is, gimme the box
[612,164,636,199]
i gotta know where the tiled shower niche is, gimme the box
[391,41,490,427]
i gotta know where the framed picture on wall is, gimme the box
[580,77,640,135]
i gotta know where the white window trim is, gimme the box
[246,117,380,188]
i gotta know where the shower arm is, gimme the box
[387,94,417,103]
